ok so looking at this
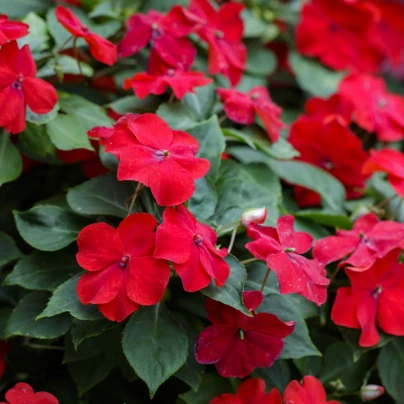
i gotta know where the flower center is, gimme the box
[239,329,245,340]
[193,234,203,245]
[155,150,169,158]
[82,26,90,34]
[215,30,224,38]
[284,247,295,253]
[167,69,175,77]
[378,98,387,108]
[329,22,339,33]
[12,75,23,90]
[119,255,129,268]
[371,285,382,297]
[250,92,260,100]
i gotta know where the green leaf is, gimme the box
[378,337,404,403]
[14,205,90,251]
[320,342,368,391]
[188,178,218,222]
[4,251,80,292]
[0,232,22,268]
[0,307,13,339]
[64,332,106,363]
[0,0,51,18]
[122,303,188,397]
[67,174,134,218]
[157,102,195,130]
[211,160,281,229]
[0,132,23,186]
[26,104,59,125]
[107,95,160,115]
[187,116,225,181]
[294,210,352,229]
[246,48,277,76]
[288,51,346,97]
[19,12,49,56]
[38,274,103,321]
[5,291,71,339]
[18,124,57,159]
[268,159,346,212]
[254,360,291,391]
[38,55,94,78]
[201,255,250,316]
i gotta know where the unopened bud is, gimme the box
[360,385,385,401]
[241,207,267,227]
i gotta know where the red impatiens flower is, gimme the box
[313,213,404,271]
[362,148,404,198]
[104,113,210,206]
[0,382,59,404]
[217,87,285,143]
[296,0,382,72]
[76,214,170,322]
[289,119,367,207]
[195,291,294,378]
[188,0,246,86]
[283,376,340,404]
[332,250,404,347]
[210,378,282,404]
[0,15,28,44]
[154,205,230,291]
[245,215,329,305]
[55,6,117,66]
[304,94,354,126]
[118,7,197,69]
[0,41,58,134]
[123,51,213,100]
[338,74,404,142]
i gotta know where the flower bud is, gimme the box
[241,207,267,227]
[360,385,385,401]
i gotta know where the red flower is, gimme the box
[154,205,230,291]
[195,291,294,378]
[104,113,210,206]
[0,15,28,44]
[362,148,404,198]
[210,378,282,404]
[289,119,367,207]
[339,73,404,142]
[0,41,58,134]
[123,51,213,100]
[283,376,340,404]
[313,213,404,271]
[118,7,197,69]
[304,94,354,126]
[245,215,329,305]
[0,382,58,404]
[332,250,404,347]
[55,6,117,66]
[217,87,285,143]
[296,0,382,72]
[188,0,246,86]
[76,214,171,322]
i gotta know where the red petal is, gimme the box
[0,19,29,44]
[55,5,86,37]
[199,244,230,287]
[236,378,266,402]
[357,294,380,347]
[313,234,358,266]
[22,77,58,114]
[118,15,152,58]
[276,215,313,254]
[284,376,328,404]
[0,85,25,134]
[210,394,243,404]
[216,2,244,42]
[331,286,360,329]
[85,33,117,66]
[128,73,167,99]
[5,383,35,403]
[242,291,263,312]
[165,71,212,99]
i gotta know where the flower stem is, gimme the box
[329,266,342,283]
[73,37,84,78]
[56,35,73,53]
[127,183,144,216]
[260,267,271,292]
[239,257,258,266]
[374,194,398,209]
[227,225,238,254]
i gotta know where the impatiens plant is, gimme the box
[3,0,404,403]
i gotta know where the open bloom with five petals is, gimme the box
[0,382,59,404]
[76,213,170,322]
[195,291,294,378]
[105,113,210,206]
[154,205,230,291]
[332,250,404,347]
[246,215,329,305]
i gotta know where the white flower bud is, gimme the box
[241,207,267,227]
[360,385,384,401]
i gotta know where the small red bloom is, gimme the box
[332,250,404,347]
[118,7,196,69]
[313,213,404,271]
[195,291,294,378]
[123,51,213,100]
[0,15,28,44]
[76,214,171,322]
[55,6,117,66]
[339,73,404,141]
[217,87,285,143]
[0,382,58,404]
[296,0,382,72]
[154,205,230,291]
[188,0,246,86]
[210,378,282,404]
[245,215,329,305]
[362,148,404,198]
[304,94,354,126]
[289,119,367,207]
[283,376,340,404]
[0,41,58,134]
[104,113,210,206]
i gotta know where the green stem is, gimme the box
[260,267,271,292]
[239,257,259,266]
[227,225,238,254]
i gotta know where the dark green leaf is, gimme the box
[182,83,216,121]
[5,291,71,339]
[0,307,12,338]
[108,95,160,115]
[18,124,57,159]
[0,132,22,186]
[254,360,291,391]
[14,205,90,251]
[246,48,277,76]
[122,303,188,397]
[26,104,59,125]
[157,102,195,130]
[0,0,51,17]
[188,178,218,222]
[0,232,22,268]
[294,210,352,229]
[4,251,80,292]
[67,173,134,218]
[38,273,103,321]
